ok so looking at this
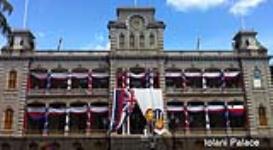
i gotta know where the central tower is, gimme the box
[108,7,165,51]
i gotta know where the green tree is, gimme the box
[0,0,13,36]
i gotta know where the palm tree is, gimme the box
[0,0,13,36]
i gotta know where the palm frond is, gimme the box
[0,0,13,15]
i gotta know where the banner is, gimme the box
[228,105,244,116]
[133,88,164,116]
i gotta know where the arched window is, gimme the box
[149,33,155,46]
[139,33,145,48]
[8,70,17,89]
[259,105,268,126]
[1,143,11,150]
[253,67,262,88]
[4,108,13,130]
[129,33,135,48]
[119,33,125,48]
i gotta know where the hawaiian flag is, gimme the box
[110,88,134,131]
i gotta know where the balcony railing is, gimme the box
[28,88,109,97]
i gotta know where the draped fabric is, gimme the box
[203,72,221,78]
[228,105,244,116]
[165,72,181,77]
[70,73,89,79]
[90,106,108,113]
[129,72,146,79]
[68,106,88,114]
[184,72,202,77]
[48,108,66,114]
[133,88,164,116]
[207,105,225,112]
[91,73,109,78]
[224,71,240,78]
[187,106,204,112]
[31,73,48,80]
[50,73,69,79]
[27,107,46,120]
[167,106,184,112]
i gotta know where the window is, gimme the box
[119,33,125,48]
[8,70,17,89]
[4,108,13,130]
[259,105,268,126]
[129,33,135,48]
[253,67,262,88]
[139,33,145,48]
[149,33,155,46]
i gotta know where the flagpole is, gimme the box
[23,0,30,28]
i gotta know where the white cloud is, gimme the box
[166,0,227,11]
[81,33,110,50]
[230,0,266,16]
[94,42,110,50]
[166,0,267,16]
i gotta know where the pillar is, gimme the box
[205,102,211,134]
[225,101,231,134]
[86,103,91,136]
[88,70,93,94]
[221,69,226,91]
[67,70,72,90]
[46,70,51,92]
[184,102,190,135]
[43,103,49,136]
[202,69,207,90]
[64,103,70,136]
[149,69,154,88]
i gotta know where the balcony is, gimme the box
[27,88,109,97]
[166,87,243,96]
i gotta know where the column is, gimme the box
[202,69,207,90]
[43,103,49,136]
[126,68,130,135]
[145,68,150,88]
[184,102,190,135]
[205,102,211,134]
[181,69,187,91]
[149,69,154,88]
[86,103,91,135]
[67,70,72,90]
[225,101,231,134]
[46,70,51,92]
[64,103,70,136]
[88,70,93,94]
[221,69,226,91]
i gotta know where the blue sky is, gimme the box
[1,0,273,52]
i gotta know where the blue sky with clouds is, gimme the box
[1,0,273,52]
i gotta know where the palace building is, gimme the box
[0,7,273,150]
